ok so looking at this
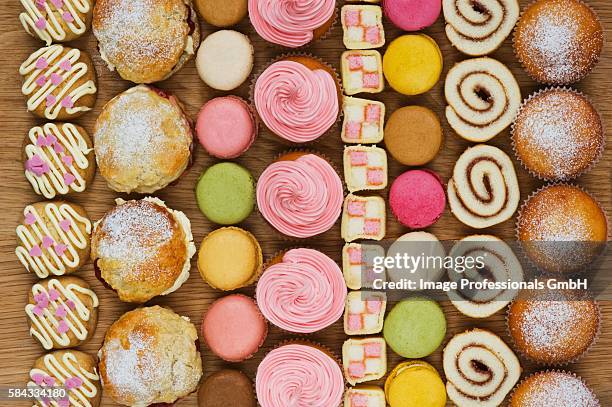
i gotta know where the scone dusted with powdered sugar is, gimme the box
[98,306,202,406]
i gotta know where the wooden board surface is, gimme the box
[1,1,611,406]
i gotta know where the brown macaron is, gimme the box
[198,369,256,407]
[196,0,247,27]
[384,106,442,166]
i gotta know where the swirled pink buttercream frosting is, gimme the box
[254,60,339,143]
[256,248,346,333]
[256,343,344,407]
[248,0,335,48]
[256,154,343,238]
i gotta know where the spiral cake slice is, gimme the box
[447,235,523,318]
[448,145,520,229]
[443,329,521,407]
[445,57,520,142]
[443,0,520,56]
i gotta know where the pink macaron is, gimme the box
[383,0,442,31]
[389,169,446,229]
[196,96,257,159]
[202,294,267,362]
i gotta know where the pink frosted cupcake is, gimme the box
[256,342,344,407]
[248,0,336,48]
[253,56,340,143]
[256,248,347,333]
[256,152,343,238]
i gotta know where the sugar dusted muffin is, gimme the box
[341,50,384,95]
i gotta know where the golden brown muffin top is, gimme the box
[508,287,600,365]
[513,89,603,181]
[514,0,603,84]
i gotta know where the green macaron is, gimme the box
[383,296,446,359]
[196,162,255,225]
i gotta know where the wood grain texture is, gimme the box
[1,1,611,406]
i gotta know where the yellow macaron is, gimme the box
[383,34,443,96]
[197,227,263,290]
[384,360,446,407]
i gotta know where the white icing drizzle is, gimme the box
[16,202,91,278]
[19,45,97,120]
[19,0,91,45]
[25,278,98,350]
[25,123,92,199]
[28,351,99,407]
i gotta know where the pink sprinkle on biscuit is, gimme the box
[48,289,60,301]
[29,245,42,257]
[62,12,74,23]
[59,59,72,71]
[59,219,71,231]
[35,18,47,30]
[56,320,69,334]
[50,73,62,86]
[46,94,57,107]
[54,243,67,256]
[36,57,48,70]
[36,75,48,87]
[63,173,76,185]
[25,212,37,225]
[31,373,45,385]
[42,235,54,249]
[61,155,73,166]
[61,96,73,108]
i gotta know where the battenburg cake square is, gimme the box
[342,243,385,290]
[343,145,387,193]
[341,193,386,242]
[342,337,387,385]
[341,50,384,95]
[344,290,386,335]
[342,96,385,144]
[341,5,385,49]
[344,386,386,407]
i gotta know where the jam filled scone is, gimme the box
[19,45,97,121]
[23,122,95,199]
[91,197,195,303]
[93,0,200,83]
[26,276,98,350]
[28,350,101,407]
[20,0,93,45]
[16,201,91,279]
